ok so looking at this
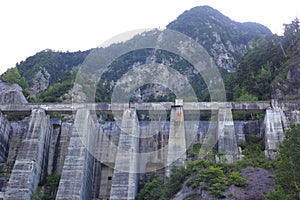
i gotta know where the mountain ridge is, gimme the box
[167,5,272,71]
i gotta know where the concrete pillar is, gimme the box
[264,107,288,159]
[110,108,139,200]
[291,111,300,125]
[56,109,97,200]
[166,100,186,177]
[217,108,239,163]
[0,111,11,163]
[4,109,52,200]
[53,122,73,174]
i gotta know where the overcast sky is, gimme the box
[0,0,299,75]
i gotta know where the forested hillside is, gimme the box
[1,6,299,103]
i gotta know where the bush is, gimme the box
[228,172,248,187]
[2,67,21,84]
[265,188,290,200]
[136,178,166,200]
[165,166,188,198]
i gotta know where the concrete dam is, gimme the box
[0,100,299,199]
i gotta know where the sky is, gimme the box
[0,0,300,75]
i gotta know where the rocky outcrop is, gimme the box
[167,6,271,71]
[29,69,50,98]
[0,80,27,104]
[172,167,275,200]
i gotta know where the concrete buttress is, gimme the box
[217,108,239,163]
[166,104,186,177]
[56,109,97,200]
[110,108,139,200]
[4,109,52,200]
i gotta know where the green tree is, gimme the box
[136,178,166,200]
[267,125,300,199]
[283,18,300,51]
[235,88,258,102]
[2,67,21,84]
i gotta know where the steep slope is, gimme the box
[16,49,89,97]
[167,6,272,71]
[234,18,300,101]
[3,6,273,102]
[272,40,300,100]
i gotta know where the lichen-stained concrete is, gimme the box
[110,108,139,200]
[0,100,299,199]
[166,105,186,176]
[56,109,97,200]
[0,111,11,163]
[4,109,52,200]
[263,108,288,160]
[217,108,240,163]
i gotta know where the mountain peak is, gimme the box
[167,5,272,71]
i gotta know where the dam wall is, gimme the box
[0,100,299,199]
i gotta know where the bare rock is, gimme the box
[29,69,50,98]
[0,80,27,104]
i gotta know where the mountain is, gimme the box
[2,5,297,103]
[16,49,89,98]
[167,6,272,71]
[3,6,272,102]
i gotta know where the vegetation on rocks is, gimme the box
[265,125,300,200]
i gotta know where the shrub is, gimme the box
[228,172,248,187]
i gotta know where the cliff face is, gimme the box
[29,69,50,98]
[167,6,272,71]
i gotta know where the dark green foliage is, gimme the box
[187,166,228,198]
[187,143,202,158]
[235,35,286,100]
[37,81,73,102]
[1,67,21,84]
[37,71,76,102]
[237,136,273,170]
[234,18,300,101]
[265,187,290,200]
[136,178,167,200]
[283,18,300,52]
[31,187,42,200]
[1,67,31,98]
[165,166,189,198]
[31,173,60,200]
[228,172,248,187]
[137,147,252,199]
[235,88,258,102]
[185,156,249,198]
[137,166,188,200]
[6,114,26,121]
[17,49,89,86]
[267,125,300,199]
